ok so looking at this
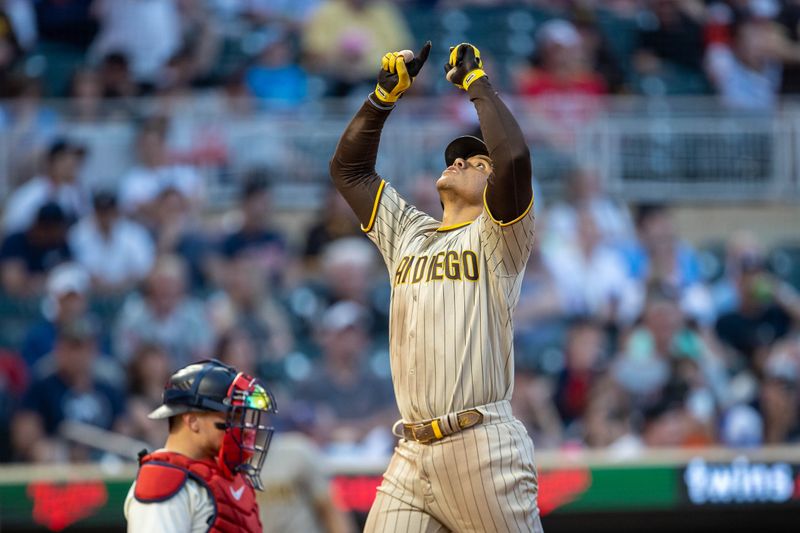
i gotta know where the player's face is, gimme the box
[436,155,493,205]
[196,412,227,457]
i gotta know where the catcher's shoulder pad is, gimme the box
[134,462,189,503]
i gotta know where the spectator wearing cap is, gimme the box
[68,190,155,293]
[11,318,128,463]
[715,251,800,373]
[3,138,88,234]
[114,254,213,369]
[19,262,97,369]
[118,116,204,221]
[295,301,396,450]
[0,202,72,296]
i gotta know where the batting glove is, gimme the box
[374,41,432,104]
[444,43,486,90]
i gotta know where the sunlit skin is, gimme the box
[436,154,493,228]
[164,412,227,461]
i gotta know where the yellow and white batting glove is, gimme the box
[444,43,486,90]
[374,41,432,105]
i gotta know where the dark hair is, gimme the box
[241,168,272,200]
[102,51,130,69]
[642,379,689,425]
[168,415,182,432]
[92,190,118,211]
[47,138,88,163]
[35,202,67,225]
[634,203,668,229]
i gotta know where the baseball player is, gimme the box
[330,42,543,532]
[124,359,277,533]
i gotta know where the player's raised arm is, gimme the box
[329,42,431,227]
[444,44,532,224]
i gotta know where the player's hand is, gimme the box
[444,43,486,90]
[374,41,432,104]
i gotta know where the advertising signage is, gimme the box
[682,456,800,506]
[3,452,800,531]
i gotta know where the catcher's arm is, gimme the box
[445,44,532,223]
[329,42,431,227]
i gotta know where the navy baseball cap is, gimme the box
[47,138,87,161]
[444,135,489,167]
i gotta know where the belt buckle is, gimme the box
[411,423,434,444]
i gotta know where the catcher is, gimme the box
[124,360,277,532]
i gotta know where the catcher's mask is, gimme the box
[216,372,276,491]
[148,359,277,490]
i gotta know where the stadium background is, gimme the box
[0,0,800,531]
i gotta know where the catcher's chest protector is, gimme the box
[135,451,262,533]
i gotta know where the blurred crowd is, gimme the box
[0,0,798,468]
[0,128,798,466]
[3,1,800,105]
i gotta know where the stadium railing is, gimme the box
[1,96,799,206]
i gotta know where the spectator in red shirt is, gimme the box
[519,19,608,98]
[516,19,607,144]
[555,319,608,427]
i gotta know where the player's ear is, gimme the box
[184,412,200,433]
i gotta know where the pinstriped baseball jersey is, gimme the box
[363,181,534,422]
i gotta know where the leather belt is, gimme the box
[402,409,484,444]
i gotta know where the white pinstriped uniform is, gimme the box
[363,182,543,532]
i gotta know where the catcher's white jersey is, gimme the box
[125,479,213,533]
[364,181,535,422]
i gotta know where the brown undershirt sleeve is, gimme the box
[467,78,533,222]
[329,95,394,226]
